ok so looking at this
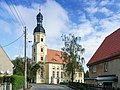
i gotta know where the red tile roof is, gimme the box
[87,28,120,66]
[46,49,64,64]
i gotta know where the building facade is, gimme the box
[87,28,120,89]
[0,46,14,76]
[32,11,84,84]
[0,46,14,90]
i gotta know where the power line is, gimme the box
[4,0,25,32]
[10,0,26,26]
[2,33,24,47]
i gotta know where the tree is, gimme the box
[12,57,33,82]
[84,70,89,78]
[61,34,85,82]
[12,57,24,75]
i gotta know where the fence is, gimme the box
[69,82,120,90]
[0,76,12,90]
[0,83,12,90]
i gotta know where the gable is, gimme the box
[87,28,120,66]
[0,46,14,72]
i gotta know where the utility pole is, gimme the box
[24,26,27,89]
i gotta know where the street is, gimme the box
[29,84,74,90]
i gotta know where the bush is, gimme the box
[60,82,69,85]
[11,75,24,90]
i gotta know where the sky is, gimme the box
[0,0,120,71]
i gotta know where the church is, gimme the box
[32,11,84,84]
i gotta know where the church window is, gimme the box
[61,72,63,78]
[61,66,63,70]
[57,71,59,78]
[41,57,43,61]
[34,57,35,61]
[41,48,43,52]
[57,67,59,70]
[41,71,43,78]
[41,38,43,42]
[52,71,55,78]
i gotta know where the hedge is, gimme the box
[11,75,24,90]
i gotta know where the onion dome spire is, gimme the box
[33,9,45,34]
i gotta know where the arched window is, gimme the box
[41,57,43,61]
[57,66,59,70]
[57,71,59,78]
[41,71,43,78]
[41,38,43,42]
[52,71,55,78]
[52,66,55,69]
[41,48,43,52]
[61,72,63,78]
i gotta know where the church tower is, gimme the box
[32,10,47,83]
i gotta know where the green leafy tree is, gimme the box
[12,57,33,82]
[61,34,85,82]
[12,57,24,75]
[84,70,89,78]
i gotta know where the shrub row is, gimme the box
[11,75,24,90]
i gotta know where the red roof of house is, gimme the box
[46,49,64,64]
[87,28,120,66]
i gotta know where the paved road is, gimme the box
[29,84,74,90]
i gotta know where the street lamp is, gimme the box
[28,41,32,59]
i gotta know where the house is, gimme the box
[0,46,14,76]
[87,28,120,88]
[32,11,84,84]
[0,46,14,90]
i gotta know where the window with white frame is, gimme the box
[57,71,59,78]
[41,38,43,42]
[61,66,63,70]
[41,57,43,61]
[104,62,108,72]
[41,48,43,52]
[52,71,55,78]
[92,65,96,72]
[61,72,63,78]
[57,66,59,70]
